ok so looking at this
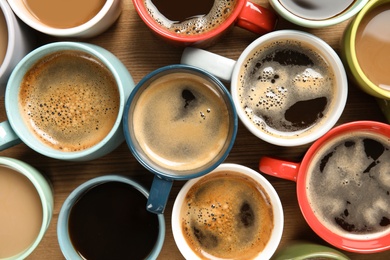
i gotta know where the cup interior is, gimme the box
[296,121,390,253]
[123,65,237,180]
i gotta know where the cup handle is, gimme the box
[181,47,236,82]
[259,156,300,182]
[0,121,22,150]
[236,2,278,35]
[147,175,173,214]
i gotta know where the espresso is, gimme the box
[356,3,390,91]
[68,182,160,259]
[132,72,230,173]
[238,40,335,139]
[19,50,120,152]
[307,131,390,237]
[278,0,355,20]
[0,8,7,66]
[181,171,274,259]
[23,0,106,29]
[0,166,43,258]
[144,0,238,35]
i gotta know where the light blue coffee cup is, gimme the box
[0,42,134,161]
[57,175,165,260]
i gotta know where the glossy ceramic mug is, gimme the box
[57,175,165,260]
[269,0,369,28]
[0,156,53,260]
[259,121,390,253]
[123,64,238,214]
[182,30,348,146]
[132,0,277,47]
[172,163,284,259]
[0,0,35,94]
[0,41,134,161]
[7,0,121,38]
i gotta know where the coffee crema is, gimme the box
[0,8,7,66]
[0,166,43,258]
[181,171,274,259]
[19,50,120,152]
[278,0,356,20]
[144,0,238,35]
[23,0,106,29]
[132,72,230,173]
[355,3,390,91]
[307,131,390,237]
[238,39,335,139]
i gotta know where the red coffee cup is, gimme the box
[259,121,390,253]
[132,0,277,47]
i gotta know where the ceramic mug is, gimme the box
[0,156,53,260]
[181,30,348,146]
[123,64,238,214]
[259,121,390,253]
[7,0,121,38]
[132,0,277,47]
[172,163,284,259]
[57,175,165,260]
[0,41,134,161]
[269,0,369,28]
[0,0,35,94]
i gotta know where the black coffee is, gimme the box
[68,182,160,260]
[307,131,390,237]
[278,0,356,20]
[238,39,335,139]
[144,0,238,35]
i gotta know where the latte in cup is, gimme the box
[237,39,336,139]
[144,0,238,35]
[0,8,7,66]
[131,71,231,173]
[180,170,274,259]
[307,131,390,238]
[19,50,120,152]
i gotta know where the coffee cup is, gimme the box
[7,0,121,38]
[341,0,390,100]
[123,64,238,214]
[0,41,134,161]
[132,0,278,47]
[181,30,348,146]
[0,156,53,260]
[57,175,165,259]
[268,0,369,28]
[0,0,35,94]
[271,241,350,260]
[377,98,390,123]
[259,121,390,253]
[172,163,284,259]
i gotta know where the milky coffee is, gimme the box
[238,39,336,139]
[19,50,120,152]
[0,166,43,258]
[307,131,390,237]
[23,0,106,29]
[131,72,230,173]
[144,0,238,35]
[181,171,274,259]
[0,7,7,66]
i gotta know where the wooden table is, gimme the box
[1,0,389,259]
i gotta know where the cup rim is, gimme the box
[0,1,17,77]
[7,0,114,37]
[0,156,52,259]
[231,29,348,147]
[5,41,126,160]
[57,174,166,260]
[269,0,369,28]
[296,121,390,253]
[123,64,238,180]
[131,0,246,44]
[346,0,390,99]
[171,163,284,259]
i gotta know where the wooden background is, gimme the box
[1,0,389,259]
